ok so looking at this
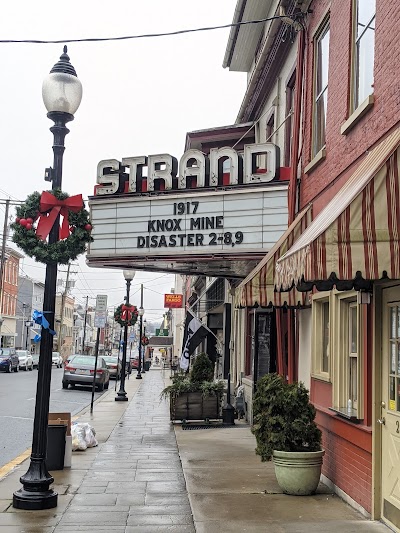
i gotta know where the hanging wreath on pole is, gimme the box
[141,335,149,346]
[11,189,93,264]
[114,303,139,327]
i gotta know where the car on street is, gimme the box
[0,348,19,373]
[102,355,122,379]
[52,351,63,368]
[62,355,110,391]
[16,350,33,371]
[130,357,139,369]
[32,353,39,369]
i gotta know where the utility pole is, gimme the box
[81,296,89,354]
[58,262,71,353]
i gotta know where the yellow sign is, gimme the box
[390,400,396,411]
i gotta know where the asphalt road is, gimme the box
[0,366,108,469]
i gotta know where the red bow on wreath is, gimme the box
[121,305,133,321]
[36,191,84,241]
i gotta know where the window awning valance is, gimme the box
[275,128,400,292]
[235,205,312,308]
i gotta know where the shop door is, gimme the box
[381,286,400,530]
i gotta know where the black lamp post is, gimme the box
[142,318,147,373]
[136,287,144,380]
[13,47,82,510]
[115,270,135,401]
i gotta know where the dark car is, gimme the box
[0,348,19,373]
[62,355,110,391]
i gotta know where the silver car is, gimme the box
[102,356,122,379]
[17,350,33,371]
[62,355,110,391]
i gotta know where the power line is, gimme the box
[0,15,294,45]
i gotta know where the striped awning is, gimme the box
[235,205,312,307]
[275,128,400,292]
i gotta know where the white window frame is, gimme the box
[332,290,364,419]
[351,0,375,113]
[312,20,330,157]
[311,291,332,382]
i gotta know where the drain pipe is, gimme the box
[287,28,305,383]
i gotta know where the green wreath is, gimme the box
[11,189,93,265]
[114,304,139,327]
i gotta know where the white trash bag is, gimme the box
[71,422,98,451]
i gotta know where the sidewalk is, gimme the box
[0,369,390,532]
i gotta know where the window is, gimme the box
[352,0,375,110]
[312,292,331,381]
[313,290,364,418]
[312,22,330,156]
[266,113,275,142]
[332,292,363,418]
[285,71,296,166]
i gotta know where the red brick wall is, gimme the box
[320,417,372,513]
[300,0,400,212]
[2,255,19,317]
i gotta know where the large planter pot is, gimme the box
[170,391,221,422]
[272,449,325,495]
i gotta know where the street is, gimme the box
[0,367,107,468]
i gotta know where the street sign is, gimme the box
[95,295,108,328]
[156,329,169,336]
[95,295,108,312]
[94,311,107,328]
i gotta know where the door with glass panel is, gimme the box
[381,286,400,530]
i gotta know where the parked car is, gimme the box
[16,350,33,371]
[32,353,39,369]
[102,356,122,379]
[131,357,139,369]
[0,348,19,373]
[62,355,110,391]
[52,352,63,368]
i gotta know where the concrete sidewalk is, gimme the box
[0,369,390,532]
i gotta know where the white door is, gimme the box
[381,286,400,531]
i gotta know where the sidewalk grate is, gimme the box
[182,423,246,430]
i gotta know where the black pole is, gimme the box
[136,284,143,379]
[81,296,89,354]
[115,278,130,401]
[13,108,74,509]
[141,324,146,374]
[90,328,101,413]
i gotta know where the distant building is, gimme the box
[1,248,24,348]
[16,276,44,353]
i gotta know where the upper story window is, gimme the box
[352,0,375,110]
[313,21,330,157]
[285,71,296,167]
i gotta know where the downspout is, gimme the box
[287,28,305,383]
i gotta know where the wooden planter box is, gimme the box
[170,391,222,422]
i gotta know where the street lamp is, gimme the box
[136,299,144,380]
[116,270,135,401]
[13,47,82,510]
[141,318,147,373]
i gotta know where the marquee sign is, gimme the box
[87,142,289,278]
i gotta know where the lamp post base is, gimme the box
[13,488,58,510]
[115,392,128,402]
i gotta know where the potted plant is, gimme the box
[161,353,224,422]
[252,373,324,495]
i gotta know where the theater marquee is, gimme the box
[87,142,289,278]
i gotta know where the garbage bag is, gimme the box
[71,422,98,451]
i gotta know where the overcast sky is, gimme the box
[0,0,246,322]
